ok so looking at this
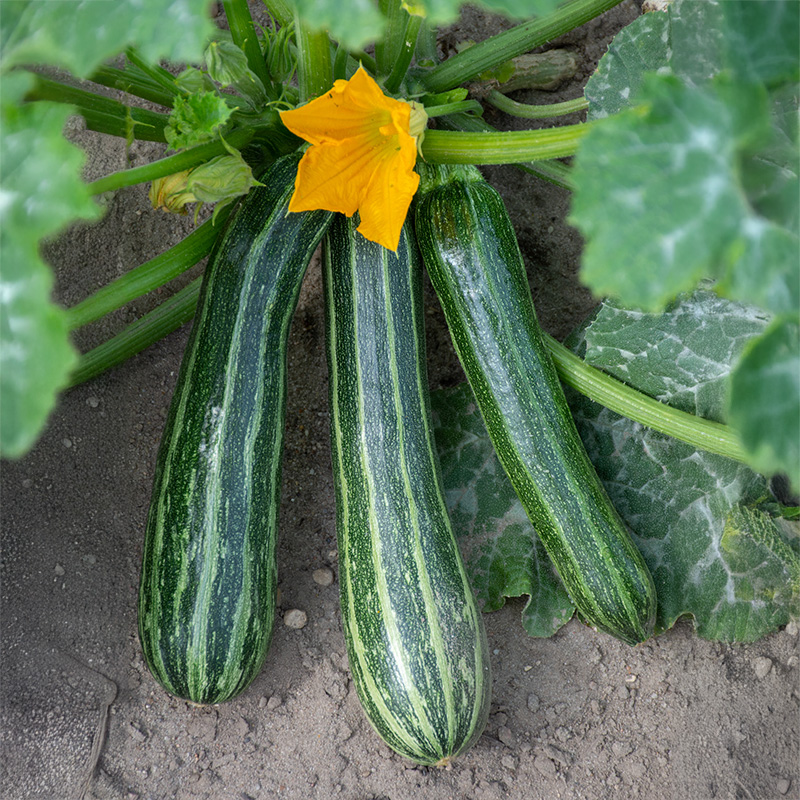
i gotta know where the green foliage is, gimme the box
[729,317,800,489]
[0,0,214,78]
[0,73,99,457]
[164,92,235,151]
[570,0,799,490]
[0,0,217,456]
[433,291,799,642]
[292,0,561,50]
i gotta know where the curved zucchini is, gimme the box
[323,215,491,764]
[138,153,332,704]
[415,164,656,645]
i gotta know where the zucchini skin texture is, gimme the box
[323,216,491,765]
[415,165,656,645]
[138,154,331,704]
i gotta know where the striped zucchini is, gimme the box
[415,164,656,645]
[323,215,491,764]
[138,153,332,704]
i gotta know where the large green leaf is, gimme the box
[0,0,214,77]
[293,0,560,51]
[432,291,799,642]
[0,73,99,457]
[570,293,800,640]
[728,316,800,491]
[0,0,216,457]
[571,73,796,313]
[575,0,799,316]
[431,384,575,637]
[575,290,771,422]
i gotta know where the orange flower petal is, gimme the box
[287,135,380,216]
[279,67,426,251]
[280,67,405,146]
[356,137,419,252]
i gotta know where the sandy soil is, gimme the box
[2,3,799,799]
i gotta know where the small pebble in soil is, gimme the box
[54,564,65,576]
[266,695,282,711]
[497,726,516,747]
[753,656,773,679]
[62,438,72,448]
[312,568,334,586]
[785,620,798,637]
[777,778,791,795]
[258,696,268,708]
[533,754,557,778]
[284,609,308,629]
[527,693,540,712]
[87,396,100,408]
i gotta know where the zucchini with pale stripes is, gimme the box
[415,163,656,645]
[138,153,332,704]
[323,215,491,765]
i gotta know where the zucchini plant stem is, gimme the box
[543,334,748,463]
[421,0,623,93]
[376,0,410,78]
[438,112,574,189]
[26,75,170,141]
[68,279,202,388]
[421,123,588,164]
[222,0,272,89]
[384,13,424,95]
[89,65,177,108]
[294,13,333,102]
[487,91,589,119]
[124,48,183,100]
[86,128,255,194]
[65,208,232,330]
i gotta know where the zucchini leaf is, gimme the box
[0,0,214,457]
[432,291,800,642]
[569,0,799,491]
[570,291,800,641]
[0,0,214,78]
[292,0,560,50]
[0,73,98,457]
[431,385,576,638]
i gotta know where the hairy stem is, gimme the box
[65,209,231,330]
[421,0,623,93]
[487,91,589,119]
[544,334,748,463]
[68,279,202,387]
[86,127,256,194]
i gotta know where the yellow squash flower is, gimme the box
[279,67,427,252]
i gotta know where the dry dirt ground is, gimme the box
[2,3,799,799]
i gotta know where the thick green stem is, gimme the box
[423,100,483,118]
[421,0,623,93]
[86,127,255,194]
[488,90,589,119]
[222,0,272,89]
[68,279,202,387]
[376,0,410,78]
[262,0,293,26]
[420,123,587,164]
[65,209,231,330]
[124,48,182,99]
[384,13,424,94]
[544,334,748,463]
[437,112,573,189]
[26,74,169,141]
[294,13,333,101]
[89,65,176,108]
